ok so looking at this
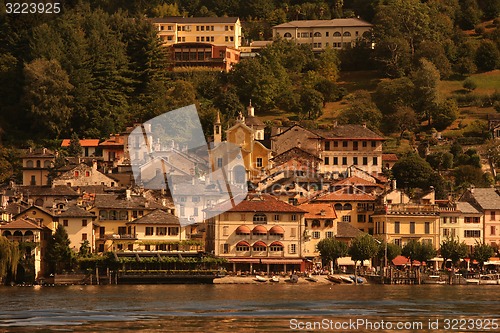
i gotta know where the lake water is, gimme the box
[0,284,499,332]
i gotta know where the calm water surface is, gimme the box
[0,284,499,332]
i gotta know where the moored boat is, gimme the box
[479,274,500,285]
[305,275,318,282]
[423,275,446,284]
[327,275,342,284]
[340,276,354,284]
[349,275,364,284]
[255,275,267,282]
[270,276,279,283]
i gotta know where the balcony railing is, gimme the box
[376,204,439,214]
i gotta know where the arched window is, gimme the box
[284,32,292,38]
[312,219,321,228]
[343,31,351,36]
[313,32,321,37]
[325,219,334,228]
[13,230,23,237]
[334,203,343,211]
[333,32,341,37]
[26,160,33,168]
[99,210,108,220]
[343,203,352,210]
[44,160,51,168]
[2,231,11,236]
[24,230,33,237]
[253,213,267,224]
[269,242,284,252]
[36,160,41,168]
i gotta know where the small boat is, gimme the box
[479,274,500,285]
[422,275,446,284]
[305,275,318,282]
[286,274,299,283]
[465,278,480,285]
[340,276,354,284]
[255,275,267,282]
[270,276,279,283]
[349,275,364,284]
[327,275,342,284]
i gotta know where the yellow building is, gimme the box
[21,148,55,186]
[56,205,97,252]
[211,104,272,182]
[272,18,373,51]
[150,17,242,49]
[205,194,307,274]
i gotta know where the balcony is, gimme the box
[376,204,439,215]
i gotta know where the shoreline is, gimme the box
[214,274,367,285]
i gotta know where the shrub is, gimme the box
[463,78,477,91]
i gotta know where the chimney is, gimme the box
[92,160,97,170]
[362,122,367,128]
[320,209,326,216]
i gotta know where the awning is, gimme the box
[228,258,260,263]
[269,241,284,247]
[235,225,251,234]
[236,241,250,247]
[261,259,303,265]
[252,225,267,234]
[269,226,285,235]
[253,241,267,247]
[337,256,371,267]
[392,255,423,266]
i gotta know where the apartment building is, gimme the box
[273,18,373,51]
[150,17,242,49]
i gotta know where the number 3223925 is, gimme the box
[5,2,61,14]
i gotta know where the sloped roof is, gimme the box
[61,139,100,147]
[315,187,376,202]
[274,18,373,29]
[468,188,500,210]
[315,125,384,140]
[271,124,323,139]
[126,209,179,225]
[382,154,398,162]
[333,176,378,187]
[16,186,79,197]
[207,193,306,213]
[93,194,164,210]
[456,202,481,214]
[300,203,337,219]
[270,147,322,164]
[0,218,42,230]
[58,205,96,218]
[336,222,364,238]
[245,116,265,128]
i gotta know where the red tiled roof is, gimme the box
[61,139,100,147]
[207,194,306,213]
[382,154,398,162]
[299,203,337,219]
[334,176,377,186]
[0,218,42,230]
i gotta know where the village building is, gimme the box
[52,162,118,188]
[55,204,97,253]
[60,139,100,158]
[21,148,55,186]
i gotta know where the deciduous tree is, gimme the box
[317,238,349,272]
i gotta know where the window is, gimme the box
[353,157,358,165]
[168,227,179,236]
[291,214,297,221]
[145,227,153,236]
[342,215,351,222]
[225,36,229,42]
[394,222,400,234]
[223,244,229,254]
[180,206,185,217]
[491,211,496,221]
[253,214,267,224]
[284,32,292,38]
[342,141,348,148]
[291,228,296,237]
[253,244,266,252]
[274,214,280,221]
[465,217,480,223]
[256,158,263,168]
[30,175,36,185]
[362,157,368,165]
[491,226,496,235]
[343,31,351,36]
[425,222,430,234]
[63,219,68,227]
[326,231,334,238]
[410,222,415,234]
[333,157,338,165]
[236,244,249,252]
[74,171,80,177]
[357,214,366,223]
[312,231,320,239]
[464,230,481,238]
[326,32,329,37]
[373,157,378,165]
[333,141,338,147]
[313,32,321,37]
[193,207,198,216]
[325,220,333,228]
[353,141,358,151]
[217,158,223,168]
[82,233,87,241]
[443,228,449,237]
[333,32,341,37]
[371,141,377,147]
[342,157,347,165]
[156,227,167,235]
[223,226,229,236]
[324,157,329,165]
[312,220,321,227]
[289,244,297,254]
[270,244,283,252]
[82,219,88,227]
[362,141,367,148]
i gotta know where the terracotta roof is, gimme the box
[300,203,337,219]
[333,176,377,187]
[5,203,29,216]
[336,222,364,238]
[274,18,373,29]
[61,139,100,147]
[149,17,239,24]
[207,193,306,213]
[126,209,179,225]
[315,125,384,140]
[382,154,398,162]
[0,218,42,230]
[58,205,96,218]
[99,136,124,147]
[315,188,376,202]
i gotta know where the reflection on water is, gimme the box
[0,284,499,332]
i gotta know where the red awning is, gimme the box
[253,241,267,247]
[236,241,250,247]
[392,255,422,266]
[228,258,260,263]
[269,241,284,247]
[235,225,251,234]
[252,225,267,234]
[261,259,303,264]
[269,226,285,235]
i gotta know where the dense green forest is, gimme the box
[0,0,499,189]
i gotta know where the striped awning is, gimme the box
[235,225,251,234]
[269,226,285,235]
[236,241,250,247]
[269,241,284,247]
[253,241,267,247]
